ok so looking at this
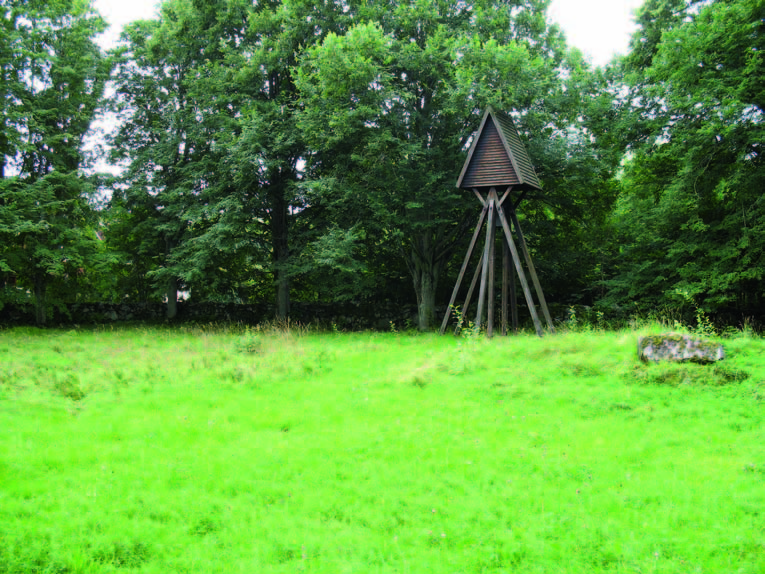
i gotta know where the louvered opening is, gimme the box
[461,117,519,188]
[494,112,541,190]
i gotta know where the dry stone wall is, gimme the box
[0,301,427,331]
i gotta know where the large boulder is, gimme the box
[638,334,724,364]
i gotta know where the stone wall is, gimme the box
[0,301,427,331]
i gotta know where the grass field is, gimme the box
[1,324,764,573]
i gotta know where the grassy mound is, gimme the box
[1,325,763,573]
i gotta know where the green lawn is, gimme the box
[1,325,764,573]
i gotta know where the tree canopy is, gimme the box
[1,0,761,330]
[604,0,765,321]
[0,0,112,324]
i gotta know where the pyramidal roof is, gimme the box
[456,106,542,191]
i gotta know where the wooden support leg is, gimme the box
[456,252,483,336]
[510,260,518,334]
[487,211,496,338]
[492,190,544,337]
[474,198,495,331]
[439,205,489,335]
[501,237,509,336]
[508,209,556,334]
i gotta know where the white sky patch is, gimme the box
[94,0,160,48]
[548,0,645,67]
[94,0,645,66]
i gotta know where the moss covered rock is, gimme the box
[637,334,724,364]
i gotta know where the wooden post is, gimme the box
[510,259,518,334]
[501,235,509,336]
[492,189,544,337]
[474,198,494,330]
[439,204,489,335]
[509,209,556,333]
[487,206,496,338]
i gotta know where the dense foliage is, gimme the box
[0,0,762,328]
[0,0,112,324]
[603,0,765,322]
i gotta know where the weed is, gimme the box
[410,375,428,388]
[566,305,580,331]
[256,317,309,336]
[189,516,220,537]
[0,369,20,390]
[673,289,716,336]
[564,360,603,377]
[564,306,611,332]
[712,364,750,383]
[596,309,606,331]
[112,370,130,387]
[449,304,465,335]
[92,540,151,568]
[237,327,263,354]
[52,373,86,401]
[610,402,634,411]
[628,362,751,386]
[451,304,481,340]
[0,539,70,574]
[742,463,765,475]
[404,364,433,388]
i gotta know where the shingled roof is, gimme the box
[456,106,542,191]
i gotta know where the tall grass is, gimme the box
[1,324,763,573]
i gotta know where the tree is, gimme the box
[110,0,253,316]
[111,0,353,317]
[192,0,352,316]
[603,0,765,319]
[0,0,111,324]
[296,0,610,329]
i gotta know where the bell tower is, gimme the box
[440,107,555,337]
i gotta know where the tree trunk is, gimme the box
[166,276,178,319]
[270,187,290,319]
[415,267,439,332]
[33,273,47,326]
[163,233,178,319]
[1,115,7,180]
[410,234,442,331]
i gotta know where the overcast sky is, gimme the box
[94,0,645,68]
[548,0,644,66]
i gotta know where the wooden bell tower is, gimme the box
[440,106,555,337]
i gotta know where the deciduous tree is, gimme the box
[0,0,111,324]
[297,0,612,329]
[604,0,765,318]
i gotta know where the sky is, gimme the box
[548,0,645,66]
[94,0,645,68]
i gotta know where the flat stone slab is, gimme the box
[638,334,724,364]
